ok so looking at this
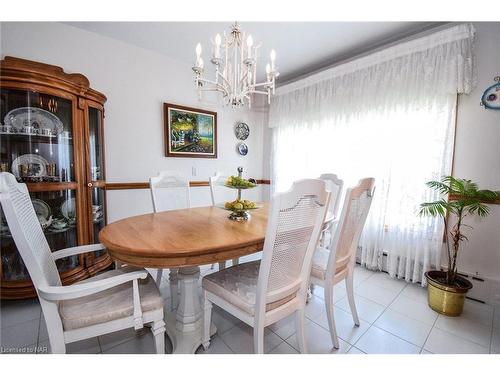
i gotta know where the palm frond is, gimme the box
[419,200,450,217]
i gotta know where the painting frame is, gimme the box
[164,103,218,158]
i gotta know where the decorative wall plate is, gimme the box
[234,122,250,140]
[480,76,500,110]
[237,142,248,156]
[11,154,49,178]
[4,107,64,135]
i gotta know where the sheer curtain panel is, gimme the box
[268,24,477,284]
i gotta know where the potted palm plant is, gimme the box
[419,176,499,316]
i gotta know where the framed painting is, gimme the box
[164,103,217,158]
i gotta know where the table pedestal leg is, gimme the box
[164,266,216,353]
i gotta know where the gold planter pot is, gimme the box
[425,270,473,316]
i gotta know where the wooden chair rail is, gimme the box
[448,193,500,205]
[105,179,271,190]
[104,181,500,205]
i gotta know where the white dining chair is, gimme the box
[318,173,344,246]
[201,179,331,353]
[150,171,191,310]
[0,172,166,354]
[310,177,375,349]
[209,172,241,270]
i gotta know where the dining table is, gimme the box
[99,202,270,354]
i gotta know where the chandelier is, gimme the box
[192,22,279,108]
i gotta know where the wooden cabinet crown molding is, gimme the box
[0,56,106,104]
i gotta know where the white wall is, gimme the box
[0,22,268,222]
[451,22,500,296]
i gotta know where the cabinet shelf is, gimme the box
[0,131,73,143]
[26,181,78,192]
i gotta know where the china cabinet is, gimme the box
[0,56,111,299]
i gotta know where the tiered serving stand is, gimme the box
[220,167,260,221]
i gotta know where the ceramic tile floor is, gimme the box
[1,262,499,354]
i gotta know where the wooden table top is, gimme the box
[99,203,269,268]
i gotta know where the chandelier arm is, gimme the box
[252,81,273,88]
[216,70,233,89]
[197,77,219,86]
[196,76,231,97]
[248,90,270,95]
[200,85,231,96]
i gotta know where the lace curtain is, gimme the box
[268,23,477,284]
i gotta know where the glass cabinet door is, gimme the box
[88,106,104,181]
[0,89,75,183]
[87,106,106,250]
[0,88,82,283]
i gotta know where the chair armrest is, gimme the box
[52,244,106,260]
[38,270,148,301]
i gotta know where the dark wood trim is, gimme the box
[92,180,106,188]
[190,180,210,187]
[164,103,218,159]
[105,182,150,190]
[26,181,79,192]
[449,194,500,205]
[256,179,271,185]
[105,179,271,191]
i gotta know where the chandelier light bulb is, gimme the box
[270,49,276,71]
[266,63,271,74]
[199,57,204,69]
[246,35,254,47]
[196,43,202,58]
[246,35,253,59]
[214,34,221,59]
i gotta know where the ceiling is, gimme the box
[66,22,446,83]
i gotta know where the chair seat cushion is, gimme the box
[311,247,349,280]
[59,266,163,330]
[202,260,295,315]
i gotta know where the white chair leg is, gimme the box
[325,283,340,349]
[151,319,166,354]
[43,311,66,354]
[232,258,239,266]
[253,324,265,354]
[155,269,163,287]
[346,273,360,326]
[169,268,179,311]
[202,292,212,350]
[295,309,308,354]
[218,261,226,270]
[49,340,66,354]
